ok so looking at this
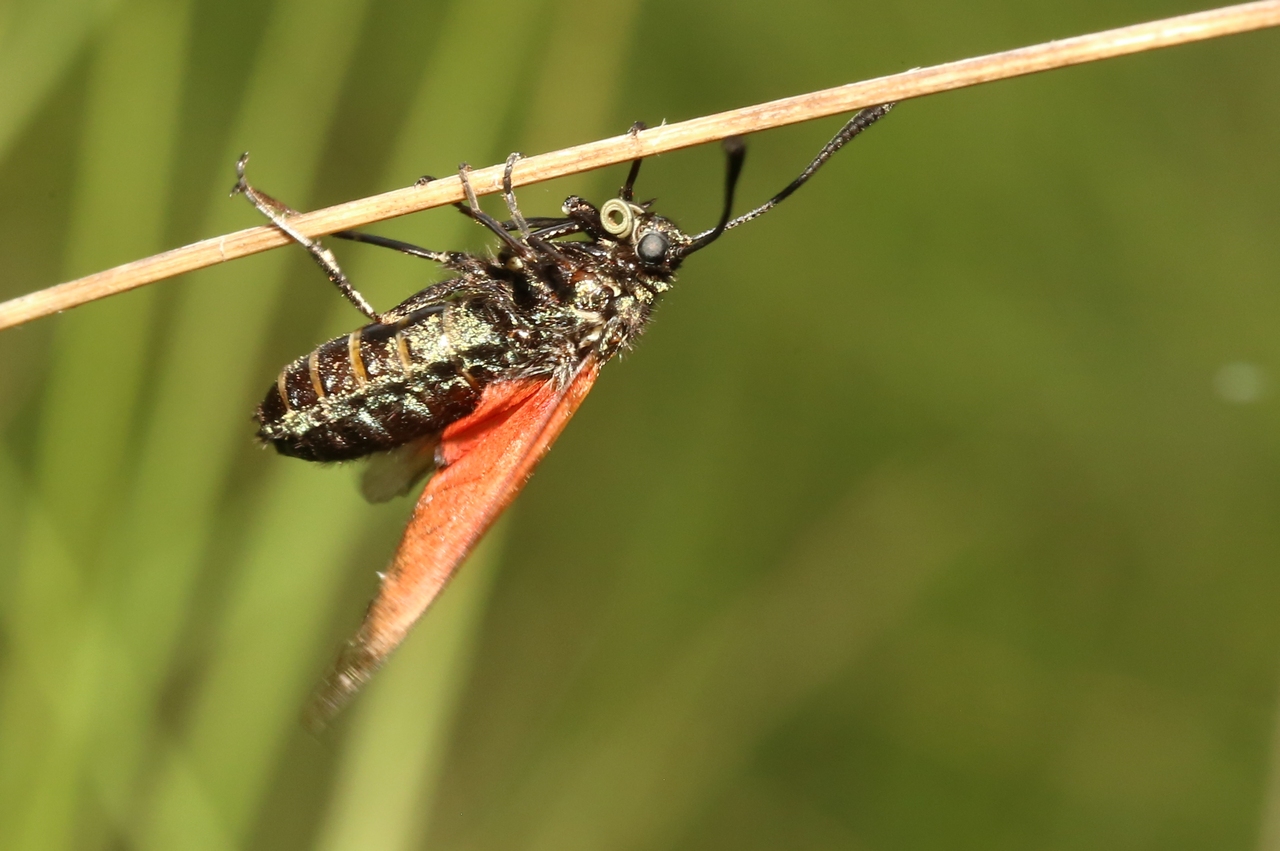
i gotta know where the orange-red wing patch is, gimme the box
[308,357,601,725]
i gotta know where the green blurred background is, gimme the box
[2,0,1279,848]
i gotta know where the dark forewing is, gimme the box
[307,356,601,726]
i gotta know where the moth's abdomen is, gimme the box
[256,301,510,462]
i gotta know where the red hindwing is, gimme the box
[308,357,600,724]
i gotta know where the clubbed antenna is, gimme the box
[678,136,747,257]
[721,103,894,233]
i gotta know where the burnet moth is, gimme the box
[234,103,894,725]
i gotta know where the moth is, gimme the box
[235,103,893,724]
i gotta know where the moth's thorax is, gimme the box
[546,262,660,360]
[539,212,684,360]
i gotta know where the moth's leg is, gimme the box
[527,221,583,241]
[329,177,462,267]
[423,172,501,233]
[620,120,646,201]
[528,236,568,263]
[331,230,469,268]
[454,162,534,258]
[496,154,560,262]
[561,195,608,239]
[232,153,387,324]
[494,156,571,281]
[500,152,531,239]
[424,172,478,222]
[502,216,575,233]
[424,172,501,232]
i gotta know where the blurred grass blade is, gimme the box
[517,0,642,163]
[0,0,123,162]
[455,467,982,851]
[0,448,90,850]
[1256,682,1280,851]
[99,0,370,705]
[0,0,195,847]
[57,0,376,846]
[136,463,370,851]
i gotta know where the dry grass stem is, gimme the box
[2,0,1277,331]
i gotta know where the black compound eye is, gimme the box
[636,231,669,264]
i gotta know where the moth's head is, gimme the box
[587,135,747,275]
[595,198,690,274]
